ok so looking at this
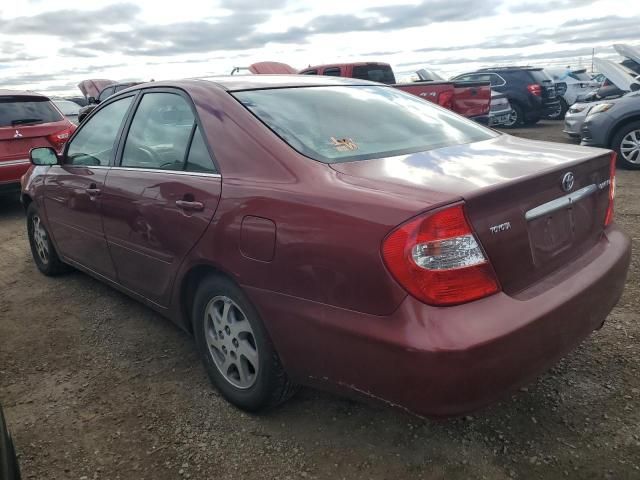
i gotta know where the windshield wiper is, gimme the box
[11,118,43,126]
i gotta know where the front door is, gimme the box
[101,91,221,306]
[44,95,135,279]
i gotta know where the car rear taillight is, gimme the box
[47,125,76,151]
[605,152,616,226]
[437,90,454,110]
[382,204,500,306]
[527,84,542,96]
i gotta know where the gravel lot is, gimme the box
[1,120,639,479]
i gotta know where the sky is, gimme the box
[0,0,638,96]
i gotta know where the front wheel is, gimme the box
[193,275,297,412]
[27,203,69,276]
[612,121,640,170]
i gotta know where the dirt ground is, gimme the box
[1,120,639,480]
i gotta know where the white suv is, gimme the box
[545,68,600,119]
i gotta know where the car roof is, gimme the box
[476,66,543,72]
[301,62,391,71]
[0,89,49,98]
[123,75,379,93]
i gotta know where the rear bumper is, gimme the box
[469,114,490,125]
[250,226,631,417]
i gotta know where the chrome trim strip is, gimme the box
[110,166,221,178]
[0,159,30,167]
[57,165,221,178]
[525,184,598,221]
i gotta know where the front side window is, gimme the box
[66,96,134,166]
[301,70,318,75]
[234,85,496,164]
[121,92,195,170]
[0,96,63,127]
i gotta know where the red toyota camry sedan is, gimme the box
[21,76,631,417]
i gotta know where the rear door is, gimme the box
[101,89,221,306]
[0,95,71,185]
[44,94,136,278]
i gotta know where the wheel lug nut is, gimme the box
[233,339,239,348]
[225,326,231,335]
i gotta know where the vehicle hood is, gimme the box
[594,58,640,92]
[77,79,116,98]
[329,134,609,198]
[614,43,640,66]
[249,62,297,74]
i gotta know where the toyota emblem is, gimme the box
[561,172,575,192]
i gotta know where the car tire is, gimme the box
[193,274,297,412]
[524,115,540,126]
[612,121,640,170]
[26,203,70,276]
[503,103,523,128]
[0,405,21,480]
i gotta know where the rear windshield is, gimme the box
[233,85,497,163]
[528,70,553,83]
[351,65,396,84]
[0,96,63,127]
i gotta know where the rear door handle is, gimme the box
[175,200,204,212]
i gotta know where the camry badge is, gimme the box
[561,172,575,192]
[489,221,511,234]
[13,129,23,139]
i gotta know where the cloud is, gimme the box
[219,0,288,9]
[0,3,140,39]
[509,0,586,14]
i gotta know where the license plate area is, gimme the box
[489,113,510,126]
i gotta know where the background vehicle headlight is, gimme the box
[588,103,615,116]
[569,104,588,114]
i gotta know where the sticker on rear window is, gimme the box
[330,137,358,152]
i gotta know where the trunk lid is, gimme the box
[329,134,613,295]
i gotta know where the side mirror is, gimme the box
[30,147,59,166]
[88,96,96,104]
[630,83,640,92]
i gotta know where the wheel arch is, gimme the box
[607,115,640,148]
[179,262,239,334]
[21,193,33,211]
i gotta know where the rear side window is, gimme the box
[234,85,496,164]
[98,87,114,102]
[351,65,396,84]
[121,92,195,170]
[570,71,592,81]
[186,127,216,173]
[323,68,342,77]
[66,96,134,166]
[0,96,63,127]
[301,70,318,75]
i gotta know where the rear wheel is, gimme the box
[503,103,523,128]
[27,203,69,276]
[612,121,640,170]
[547,98,568,120]
[524,115,540,126]
[193,275,297,412]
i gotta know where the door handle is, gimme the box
[175,200,204,212]
[86,185,101,197]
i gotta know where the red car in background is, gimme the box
[1,90,76,194]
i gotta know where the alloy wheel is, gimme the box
[204,296,259,389]
[504,109,518,127]
[32,215,49,264]
[620,129,640,164]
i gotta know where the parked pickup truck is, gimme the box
[249,61,491,122]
